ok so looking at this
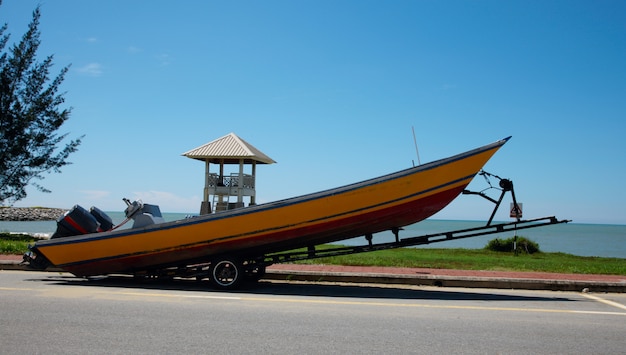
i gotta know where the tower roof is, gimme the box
[181,132,276,164]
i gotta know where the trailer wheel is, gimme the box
[210,258,242,289]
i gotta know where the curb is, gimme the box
[1,260,64,273]
[3,260,625,293]
[263,270,626,293]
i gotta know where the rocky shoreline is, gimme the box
[0,207,67,221]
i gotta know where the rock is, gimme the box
[0,207,67,221]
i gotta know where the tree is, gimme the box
[0,3,82,205]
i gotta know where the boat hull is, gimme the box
[31,138,509,276]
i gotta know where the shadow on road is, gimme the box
[24,274,573,302]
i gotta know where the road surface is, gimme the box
[1,271,625,354]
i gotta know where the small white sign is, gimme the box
[510,203,523,218]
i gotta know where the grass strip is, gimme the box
[0,233,37,255]
[289,244,626,275]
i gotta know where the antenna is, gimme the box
[412,126,421,166]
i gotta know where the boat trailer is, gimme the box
[264,216,566,264]
[265,170,568,263]
[125,171,569,288]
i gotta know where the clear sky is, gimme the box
[3,1,625,224]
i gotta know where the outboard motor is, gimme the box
[50,205,116,239]
[90,206,114,231]
[51,205,100,239]
[48,199,164,239]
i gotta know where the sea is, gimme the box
[1,212,625,259]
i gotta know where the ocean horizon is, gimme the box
[1,213,625,259]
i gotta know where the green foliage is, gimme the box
[0,4,83,204]
[0,232,35,254]
[485,236,540,254]
[292,246,625,275]
[0,240,28,254]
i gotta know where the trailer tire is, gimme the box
[210,258,242,289]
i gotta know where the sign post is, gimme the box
[510,203,523,219]
[510,203,522,255]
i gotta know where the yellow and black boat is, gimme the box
[26,137,514,288]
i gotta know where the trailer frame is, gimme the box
[264,216,568,264]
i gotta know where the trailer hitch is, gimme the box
[462,170,522,226]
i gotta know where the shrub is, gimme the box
[485,236,540,254]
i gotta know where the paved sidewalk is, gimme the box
[266,264,626,292]
[2,254,625,293]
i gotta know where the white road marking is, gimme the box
[582,293,626,311]
[118,291,242,300]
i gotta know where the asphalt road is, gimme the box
[2,271,625,354]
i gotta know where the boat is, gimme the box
[26,137,510,287]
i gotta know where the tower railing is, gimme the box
[207,173,255,188]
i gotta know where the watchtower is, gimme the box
[182,133,276,215]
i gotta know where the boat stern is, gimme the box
[23,246,53,270]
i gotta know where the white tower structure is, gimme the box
[182,133,276,215]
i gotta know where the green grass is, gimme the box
[2,234,624,275]
[0,233,37,255]
[289,244,626,275]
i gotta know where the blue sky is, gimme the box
[3,1,625,224]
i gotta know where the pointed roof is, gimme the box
[182,132,276,164]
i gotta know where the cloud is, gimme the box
[130,190,201,213]
[77,63,103,77]
[79,190,111,200]
[155,53,171,66]
[128,46,142,54]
